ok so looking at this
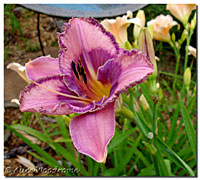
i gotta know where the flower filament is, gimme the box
[71,57,111,102]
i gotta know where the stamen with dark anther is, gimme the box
[81,66,87,84]
[77,61,81,75]
[71,61,79,80]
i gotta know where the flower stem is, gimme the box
[159,71,183,79]
[168,41,180,89]
[184,29,193,71]
[173,50,180,89]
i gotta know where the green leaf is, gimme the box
[56,116,74,154]
[108,127,137,152]
[5,123,63,169]
[156,152,169,176]
[11,124,50,142]
[28,151,72,176]
[110,135,144,176]
[140,83,154,110]
[167,103,180,146]
[164,159,173,176]
[92,162,100,176]
[52,143,89,176]
[138,165,155,176]
[179,94,196,160]
[156,137,195,176]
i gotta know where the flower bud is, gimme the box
[147,24,153,39]
[149,78,158,95]
[155,56,160,61]
[139,94,150,111]
[133,10,145,41]
[158,88,163,100]
[184,67,191,87]
[138,28,157,79]
[156,82,160,89]
[190,12,196,30]
[181,29,188,42]
[172,32,176,42]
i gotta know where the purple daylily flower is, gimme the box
[20,17,154,163]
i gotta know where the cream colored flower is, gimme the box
[7,62,29,83]
[101,11,141,48]
[167,4,196,25]
[188,45,196,58]
[147,14,178,42]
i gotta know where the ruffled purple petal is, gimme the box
[20,75,95,115]
[58,18,119,93]
[69,102,115,163]
[98,49,154,104]
[25,56,60,81]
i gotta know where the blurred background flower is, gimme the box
[166,4,196,26]
[101,11,141,48]
[147,14,178,42]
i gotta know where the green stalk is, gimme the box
[159,71,183,79]
[168,41,180,89]
[184,29,193,71]
[173,50,180,89]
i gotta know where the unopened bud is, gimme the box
[184,67,191,87]
[181,29,188,43]
[156,82,160,89]
[139,94,150,111]
[147,24,153,39]
[155,56,160,61]
[190,12,196,30]
[185,23,190,31]
[175,41,179,49]
[138,28,155,64]
[134,10,145,40]
[138,28,157,79]
[158,88,163,100]
[172,32,176,42]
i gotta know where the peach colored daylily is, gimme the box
[188,45,196,58]
[101,11,141,48]
[167,4,196,25]
[147,14,178,42]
